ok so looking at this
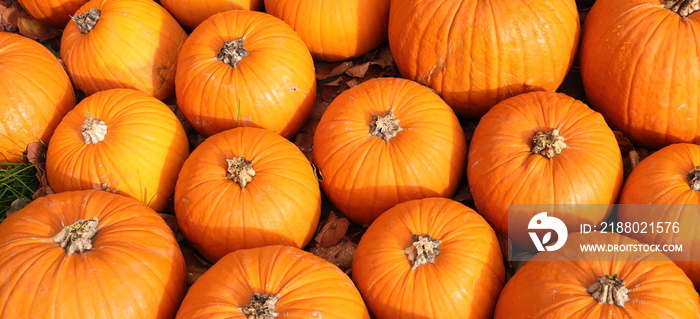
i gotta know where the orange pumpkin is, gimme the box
[60,0,187,100]
[581,0,700,148]
[175,10,316,138]
[468,91,623,249]
[17,0,89,28]
[174,127,321,263]
[0,32,75,163]
[160,0,264,30]
[617,143,700,288]
[0,190,186,318]
[176,245,370,318]
[313,77,466,225]
[494,232,700,318]
[388,0,580,118]
[46,89,190,212]
[352,198,505,319]
[264,0,390,62]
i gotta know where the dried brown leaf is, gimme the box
[1,1,25,32]
[316,61,353,80]
[345,62,371,78]
[451,182,473,203]
[310,237,356,271]
[25,142,45,165]
[294,131,314,162]
[159,213,183,241]
[188,132,207,150]
[18,15,61,42]
[5,198,30,217]
[314,211,350,248]
[613,130,635,153]
[180,242,212,285]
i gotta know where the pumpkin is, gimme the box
[352,197,505,319]
[313,77,466,225]
[617,143,700,288]
[175,10,316,138]
[494,232,700,318]
[17,0,89,28]
[174,127,321,263]
[0,32,75,163]
[60,0,187,100]
[467,91,623,249]
[580,0,700,148]
[0,190,186,318]
[176,245,370,318]
[160,0,264,31]
[45,88,190,212]
[264,0,390,62]
[388,0,580,118]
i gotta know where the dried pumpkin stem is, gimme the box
[241,293,280,319]
[664,0,700,17]
[403,234,441,269]
[586,274,630,307]
[370,110,403,141]
[688,166,700,191]
[71,8,101,34]
[51,217,99,255]
[531,129,567,159]
[217,37,249,68]
[226,157,256,188]
[81,112,108,145]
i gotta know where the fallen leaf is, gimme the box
[25,142,46,165]
[18,15,61,42]
[5,198,30,217]
[316,61,353,80]
[180,242,212,285]
[310,237,356,271]
[613,130,635,153]
[1,1,25,32]
[314,211,350,248]
[345,62,371,78]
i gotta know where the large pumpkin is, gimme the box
[581,0,700,148]
[60,0,187,100]
[617,143,700,288]
[352,197,505,319]
[0,190,186,318]
[313,77,466,225]
[176,245,370,318]
[174,127,321,263]
[388,0,580,118]
[468,91,623,249]
[0,32,75,163]
[46,89,190,212]
[264,0,390,62]
[494,232,700,318]
[17,0,89,28]
[160,0,264,30]
[175,10,316,138]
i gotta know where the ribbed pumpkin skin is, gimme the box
[352,198,505,319]
[176,245,370,318]
[45,89,190,212]
[494,232,700,318]
[468,92,623,248]
[581,0,700,148]
[17,0,89,28]
[160,0,264,30]
[388,0,579,118]
[175,10,316,138]
[174,127,321,263]
[313,77,466,225]
[0,32,75,163]
[264,0,390,62]
[0,190,186,319]
[618,143,700,288]
[60,0,187,100]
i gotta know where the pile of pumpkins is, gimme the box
[0,0,698,317]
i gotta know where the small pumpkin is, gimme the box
[60,0,187,100]
[313,77,466,225]
[46,89,190,212]
[352,197,505,319]
[174,127,321,263]
[0,32,75,163]
[494,232,700,318]
[0,190,186,318]
[175,10,316,138]
[176,245,370,318]
[17,0,90,28]
[617,143,700,288]
[467,91,623,249]
[264,0,390,62]
[160,0,264,30]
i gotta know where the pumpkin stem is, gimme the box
[586,274,630,307]
[81,112,108,145]
[71,8,101,34]
[531,129,567,159]
[51,217,99,255]
[241,293,280,319]
[403,234,441,269]
[370,110,403,141]
[687,166,700,191]
[664,0,700,17]
[217,37,249,68]
[226,157,256,188]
